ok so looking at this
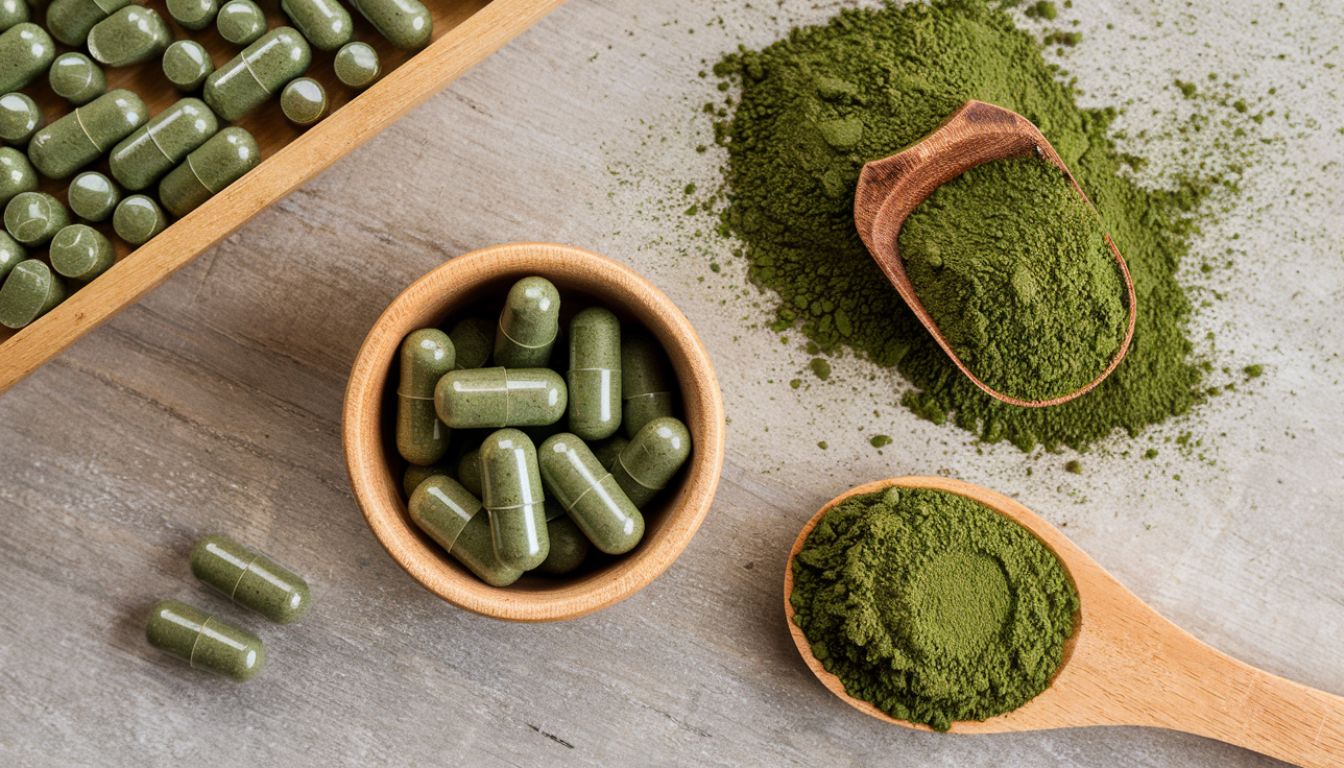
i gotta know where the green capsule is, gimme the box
[0,147,37,208]
[5,191,69,246]
[145,599,265,681]
[0,231,23,281]
[435,366,567,429]
[567,307,622,440]
[456,447,482,496]
[396,328,454,465]
[216,0,265,45]
[333,41,379,89]
[589,434,628,471]
[493,276,559,367]
[48,52,105,106]
[0,0,28,32]
[190,534,312,623]
[281,0,352,51]
[348,0,430,50]
[28,89,148,180]
[0,92,41,145]
[446,315,493,369]
[49,224,114,280]
[162,40,214,91]
[537,516,590,575]
[479,428,549,571]
[0,23,54,93]
[0,259,65,328]
[538,433,644,555]
[204,27,311,122]
[612,417,692,508]
[280,77,325,126]
[45,0,130,46]
[87,6,171,67]
[67,171,120,221]
[409,475,523,587]
[166,0,218,30]
[110,98,219,191]
[621,330,679,438]
[112,194,166,244]
[159,126,260,217]
[403,460,450,498]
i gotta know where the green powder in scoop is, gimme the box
[790,486,1078,731]
[899,156,1127,401]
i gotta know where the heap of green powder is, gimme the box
[791,487,1078,730]
[900,156,1127,402]
[713,0,1211,451]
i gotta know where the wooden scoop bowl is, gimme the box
[784,477,1344,767]
[853,101,1137,408]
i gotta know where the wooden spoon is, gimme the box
[853,101,1138,408]
[784,476,1344,767]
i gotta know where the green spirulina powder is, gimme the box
[900,156,1127,401]
[791,487,1078,731]
[714,0,1210,451]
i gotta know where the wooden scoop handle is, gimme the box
[853,100,1137,408]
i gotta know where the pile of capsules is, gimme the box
[398,275,693,586]
[0,0,431,329]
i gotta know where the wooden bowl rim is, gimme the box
[343,242,726,622]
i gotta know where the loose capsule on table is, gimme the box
[49,224,114,281]
[110,98,220,191]
[45,0,129,46]
[204,27,312,122]
[0,0,27,31]
[216,0,266,46]
[568,307,622,441]
[0,147,37,208]
[162,40,215,91]
[0,259,64,329]
[190,534,312,623]
[435,367,567,429]
[397,328,455,466]
[67,171,120,222]
[348,0,431,50]
[28,89,148,180]
[145,599,264,681]
[0,23,54,93]
[612,416,692,508]
[0,93,41,145]
[280,77,326,126]
[166,0,218,31]
[333,41,380,89]
[112,194,167,245]
[87,6,171,67]
[159,126,260,217]
[538,515,590,575]
[494,276,560,368]
[480,428,550,571]
[5,191,69,246]
[621,331,678,438]
[409,475,523,587]
[281,0,353,51]
[48,53,104,105]
[447,316,493,369]
[539,433,644,555]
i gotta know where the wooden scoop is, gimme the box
[853,101,1137,408]
[785,477,1344,767]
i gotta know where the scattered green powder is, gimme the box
[791,487,1078,731]
[900,156,1127,401]
[1064,459,1083,474]
[1243,364,1264,378]
[870,434,893,448]
[809,357,832,380]
[1024,1,1057,20]
[713,0,1212,451]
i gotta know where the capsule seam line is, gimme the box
[396,391,434,401]
[497,319,557,350]
[188,617,211,668]
[616,455,659,491]
[561,470,615,512]
[185,152,216,194]
[227,554,259,601]
[145,121,173,164]
[73,107,102,152]
[623,391,673,403]
[239,53,271,96]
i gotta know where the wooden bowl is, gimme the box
[343,242,726,622]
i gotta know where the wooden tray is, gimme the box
[0,0,566,394]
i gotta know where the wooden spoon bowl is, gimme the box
[785,477,1344,766]
[853,101,1137,408]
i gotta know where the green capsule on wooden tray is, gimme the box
[456,447,482,496]
[0,92,41,145]
[435,366,566,429]
[446,315,492,369]
[333,41,379,89]
[67,171,120,222]
[159,126,259,217]
[48,52,104,105]
[280,77,326,126]
[204,27,311,122]
[110,98,219,191]
[348,0,430,50]
[0,232,23,282]
[480,428,549,571]
[190,534,312,623]
[166,0,218,31]
[5,191,69,246]
[45,0,130,46]
[28,89,148,180]
[0,0,28,32]
[87,6,171,67]
[589,434,628,471]
[0,147,38,208]
[216,0,266,45]
[145,599,264,681]
[397,328,454,465]
[537,515,590,575]
[621,330,678,438]
[567,307,622,441]
[539,433,644,555]
[612,416,691,509]
[403,460,450,498]
[0,259,65,329]
[49,223,114,281]
[0,23,54,93]
[493,276,559,368]
[409,475,523,587]
[112,194,167,245]
[281,0,352,51]
[162,40,214,91]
